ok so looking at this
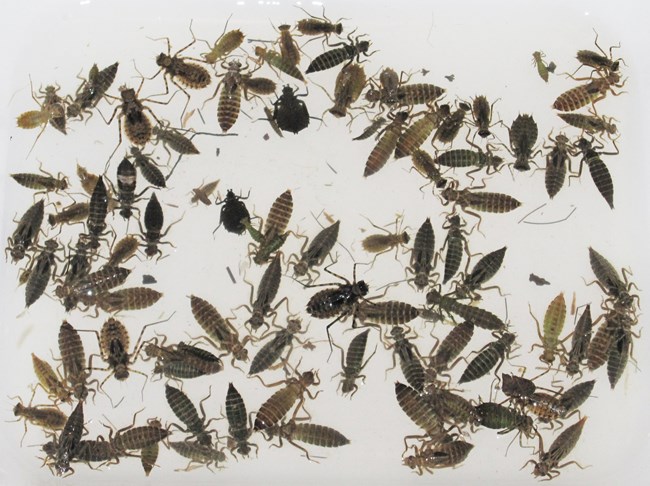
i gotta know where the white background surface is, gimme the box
[0,0,649,484]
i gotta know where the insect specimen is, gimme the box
[552,72,623,112]
[48,203,89,228]
[532,51,551,82]
[473,402,535,439]
[52,401,84,476]
[306,264,369,346]
[329,63,366,118]
[202,23,245,64]
[333,329,375,396]
[165,384,215,446]
[191,179,219,205]
[58,321,95,401]
[107,83,165,147]
[361,215,410,259]
[305,33,371,74]
[364,111,409,177]
[432,102,470,145]
[66,62,119,119]
[273,85,310,134]
[441,181,522,224]
[131,147,167,188]
[458,332,516,384]
[290,220,340,282]
[86,176,110,250]
[254,370,319,431]
[453,246,507,301]
[557,112,617,137]
[403,439,474,474]
[574,137,616,209]
[24,239,59,308]
[249,317,305,375]
[525,417,587,479]
[216,189,251,235]
[151,123,200,156]
[531,293,567,365]
[296,8,343,37]
[245,189,293,265]
[11,169,68,194]
[225,383,256,456]
[190,295,250,362]
[441,214,468,285]
[411,149,447,189]
[386,326,426,392]
[264,420,350,461]
[31,353,72,403]
[428,321,474,378]
[395,108,444,158]
[426,289,506,330]
[353,116,386,141]
[170,442,227,471]
[405,218,435,290]
[471,95,498,138]
[394,382,445,440]
[544,133,573,199]
[254,46,306,82]
[565,305,592,376]
[508,114,539,171]
[6,199,44,263]
[210,59,276,132]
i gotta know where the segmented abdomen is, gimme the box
[264,190,293,236]
[464,191,521,213]
[218,84,241,132]
[587,156,614,209]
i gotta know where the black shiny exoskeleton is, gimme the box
[306,264,369,346]
[142,193,164,258]
[116,157,137,219]
[217,190,250,235]
[273,86,310,134]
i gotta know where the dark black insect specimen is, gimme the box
[273,85,310,134]
[216,189,251,235]
[333,329,375,396]
[52,401,84,476]
[140,192,178,258]
[6,199,44,263]
[225,383,256,456]
[305,33,371,74]
[305,264,369,346]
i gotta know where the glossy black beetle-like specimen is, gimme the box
[217,190,251,235]
[273,86,310,134]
